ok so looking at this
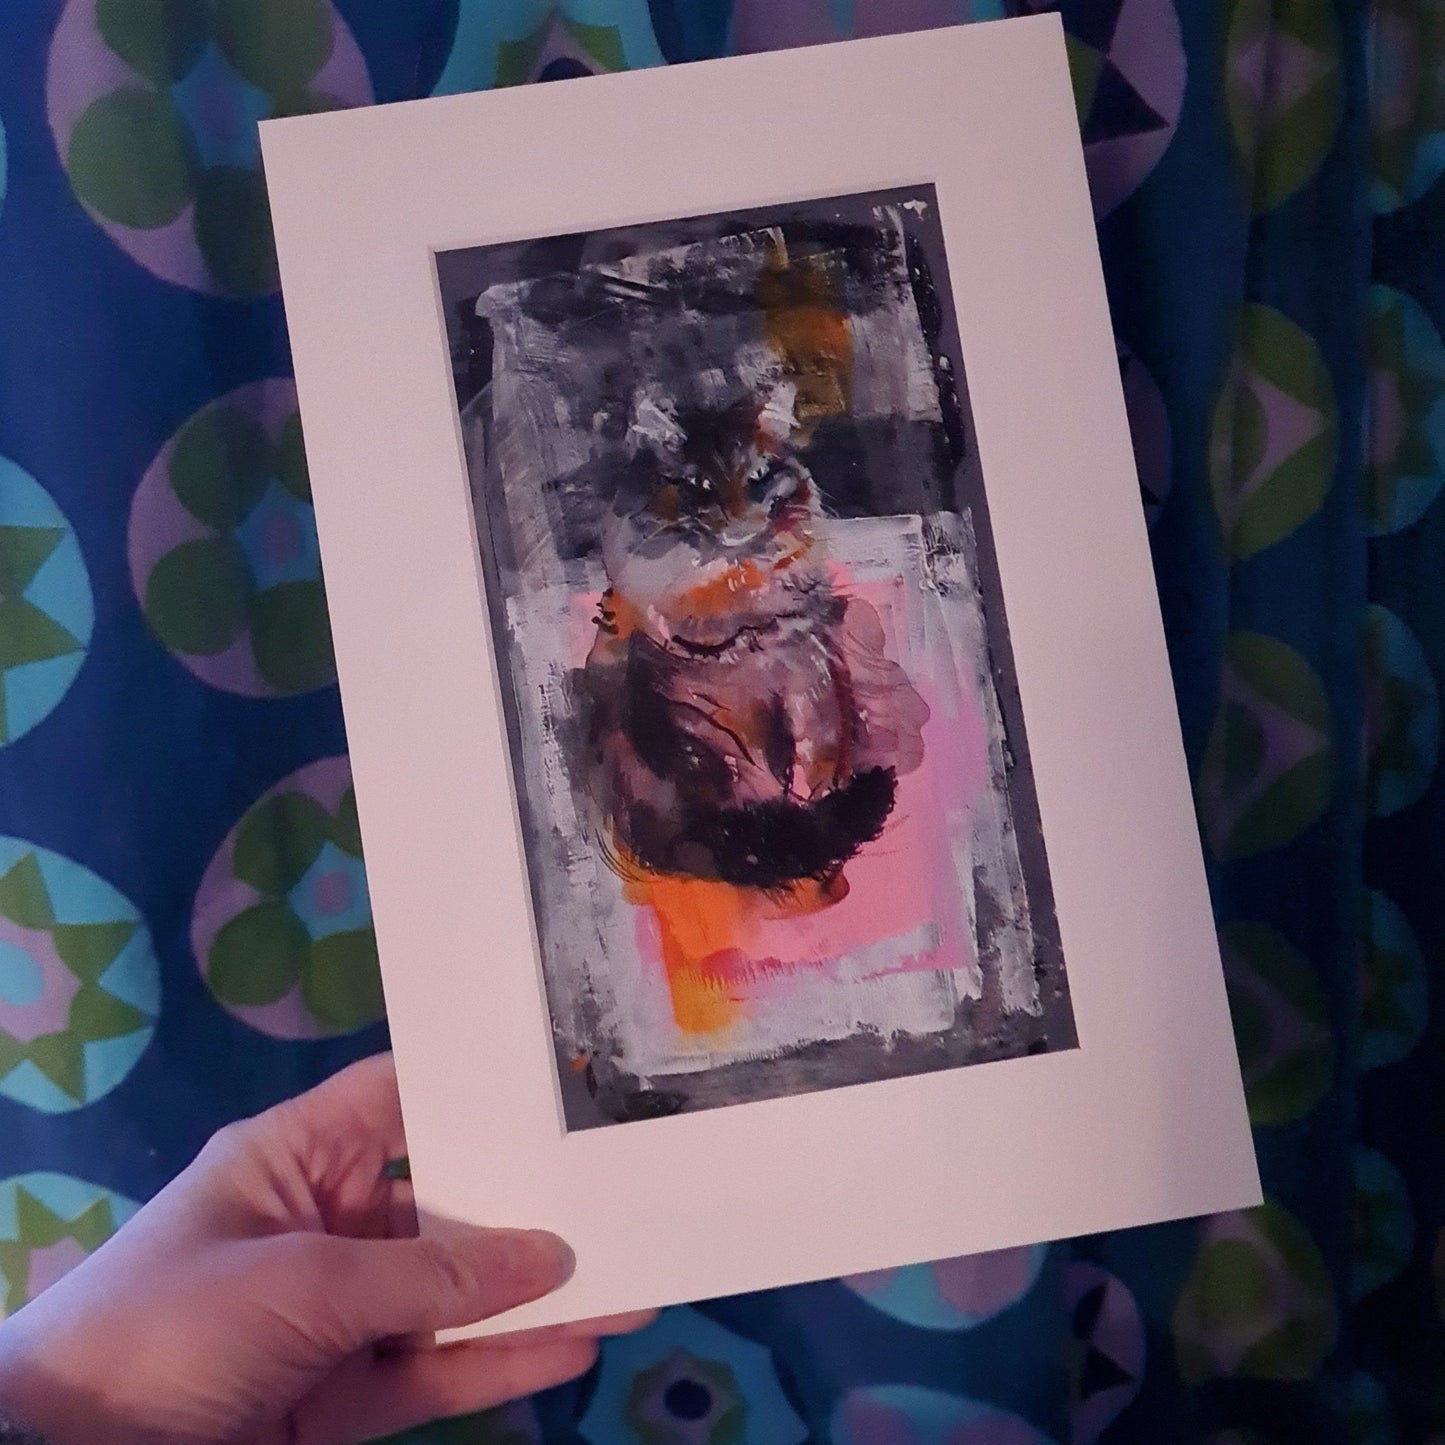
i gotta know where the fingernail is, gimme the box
[494,1229,575,1285]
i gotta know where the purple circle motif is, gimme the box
[852,1,997,35]
[728,0,843,51]
[48,0,372,296]
[728,0,1002,54]
[831,1386,1055,1445]
[1017,0,1186,217]
[192,756,380,1040]
[129,379,334,697]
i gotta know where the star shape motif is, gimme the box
[0,1185,115,1315]
[0,854,149,1104]
[0,526,84,741]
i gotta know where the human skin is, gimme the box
[0,1054,652,1444]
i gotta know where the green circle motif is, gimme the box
[232,788,333,891]
[207,899,310,1007]
[135,386,336,697]
[1174,1199,1337,1384]
[60,0,369,299]
[1220,922,1334,1127]
[213,0,334,101]
[249,581,333,695]
[169,405,271,529]
[1210,305,1337,561]
[192,163,278,296]
[1199,633,1335,860]
[203,785,381,1035]
[144,536,253,657]
[96,0,212,86]
[67,87,196,229]
[276,412,310,500]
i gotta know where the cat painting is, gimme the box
[439,187,1074,1126]
[573,381,929,893]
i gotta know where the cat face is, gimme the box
[615,383,821,553]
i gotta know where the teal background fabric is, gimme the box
[0,1,1441,1441]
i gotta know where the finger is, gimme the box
[383,1172,419,1242]
[480,1308,659,1348]
[246,1053,412,1238]
[296,1337,599,1445]
[311,1227,574,1347]
[274,1052,408,1161]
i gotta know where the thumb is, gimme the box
[308,1226,574,1349]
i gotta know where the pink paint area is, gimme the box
[724,746,973,981]
[577,566,991,1010]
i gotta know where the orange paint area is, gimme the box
[622,861,844,1036]
[593,534,812,645]
[671,557,769,618]
[757,247,853,433]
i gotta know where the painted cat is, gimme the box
[572,382,929,891]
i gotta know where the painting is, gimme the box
[436,186,1076,1129]
[264,22,1262,1328]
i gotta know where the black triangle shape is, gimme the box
[1080,1347,1136,1399]
[1082,57,1170,145]
[1072,1282,1107,1339]
[1066,0,1126,52]
[539,56,596,82]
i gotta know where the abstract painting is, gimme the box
[436,187,1076,1129]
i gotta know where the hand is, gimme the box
[0,1053,651,1444]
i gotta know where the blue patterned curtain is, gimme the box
[1,1,1440,1441]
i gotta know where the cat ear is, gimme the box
[756,379,798,445]
[627,390,684,454]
